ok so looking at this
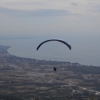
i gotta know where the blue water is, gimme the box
[0,36,100,66]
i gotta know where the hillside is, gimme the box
[0,45,100,100]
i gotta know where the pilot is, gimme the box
[53,67,56,71]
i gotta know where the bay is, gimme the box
[0,37,100,66]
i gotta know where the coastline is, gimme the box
[0,45,11,57]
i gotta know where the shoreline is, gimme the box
[0,45,11,57]
[0,45,100,67]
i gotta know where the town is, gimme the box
[0,45,100,100]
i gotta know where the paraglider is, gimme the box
[36,39,71,51]
[36,39,71,71]
[53,67,56,71]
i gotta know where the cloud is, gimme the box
[87,5,100,13]
[0,7,72,17]
[94,5,100,12]
[71,3,78,6]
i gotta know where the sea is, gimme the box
[0,36,100,66]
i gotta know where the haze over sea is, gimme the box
[0,1,100,66]
[0,35,100,66]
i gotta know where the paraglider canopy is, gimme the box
[36,39,71,50]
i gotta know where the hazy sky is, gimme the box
[0,0,100,66]
[0,0,100,37]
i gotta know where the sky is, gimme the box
[0,0,100,66]
[0,0,100,37]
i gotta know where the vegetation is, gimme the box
[0,45,100,100]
